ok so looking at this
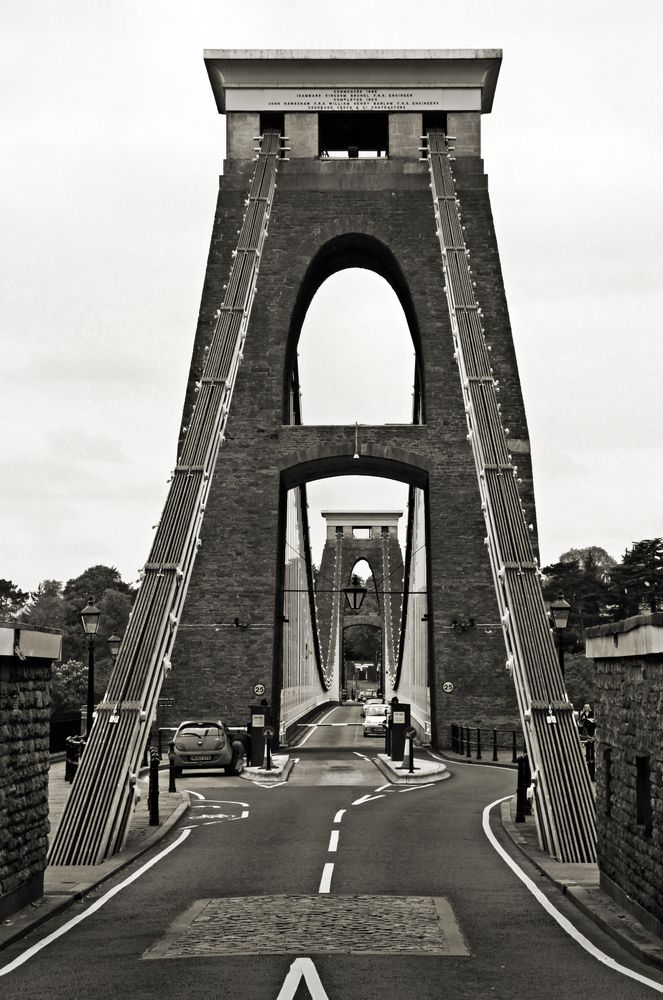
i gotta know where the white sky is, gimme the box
[3,1,662,593]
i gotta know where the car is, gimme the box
[360,697,383,718]
[362,703,390,737]
[172,720,246,776]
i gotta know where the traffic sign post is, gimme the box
[388,700,411,762]
[249,703,271,766]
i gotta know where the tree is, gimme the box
[20,580,67,630]
[63,564,134,605]
[0,578,29,620]
[610,538,663,617]
[542,546,616,648]
[49,659,87,715]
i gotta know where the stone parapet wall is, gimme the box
[586,615,663,935]
[0,633,57,919]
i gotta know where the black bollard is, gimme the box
[148,747,160,826]
[168,740,177,792]
[465,726,471,758]
[492,728,498,762]
[476,728,482,760]
[511,730,517,763]
[515,754,527,823]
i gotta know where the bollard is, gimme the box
[458,726,464,755]
[406,726,417,773]
[451,723,458,753]
[585,738,595,781]
[263,725,275,771]
[465,726,471,758]
[168,740,177,792]
[492,729,498,762]
[476,728,482,760]
[515,754,528,822]
[511,730,517,763]
[148,746,160,826]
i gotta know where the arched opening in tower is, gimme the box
[296,268,416,426]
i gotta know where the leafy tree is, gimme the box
[63,564,134,605]
[0,578,29,620]
[542,546,616,649]
[49,659,87,715]
[610,538,663,617]
[20,580,67,630]
[344,624,381,662]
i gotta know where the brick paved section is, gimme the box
[144,894,469,957]
[163,141,532,740]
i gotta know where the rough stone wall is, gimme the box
[0,657,51,917]
[162,137,530,741]
[593,652,663,930]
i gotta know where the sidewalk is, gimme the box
[500,786,663,972]
[0,759,189,952]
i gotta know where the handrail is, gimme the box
[49,131,283,865]
[426,130,596,863]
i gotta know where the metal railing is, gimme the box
[450,724,524,763]
[49,131,283,865]
[426,129,596,863]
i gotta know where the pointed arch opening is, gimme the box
[284,234,425,426]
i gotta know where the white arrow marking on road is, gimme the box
[399,783,436,792]
[276,957,331,1000]
[351,793,385,806]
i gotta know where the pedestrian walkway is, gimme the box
[500,789,663,972]
[0,759,189,951]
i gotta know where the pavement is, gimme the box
[2,749,662,974]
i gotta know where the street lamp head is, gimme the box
[343,574,367,612]
[80,598,101,637]
[107,633,122,660]
[549,592,571,631]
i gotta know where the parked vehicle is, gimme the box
[362,703,390,737]
[172,720,245,776]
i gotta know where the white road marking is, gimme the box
[352,793,385,806]
[399,783,436,792]
[276,956,331,1000]
[483,797,663,993]
[241,809,249,819]
[0,829,191,978]
[375,783,392,792]
[318,862,334,894]
[352,752,369,760]
[328,830,339,853]
[255,781,287,789]
[185,789,205,799]
[332,809,346,824]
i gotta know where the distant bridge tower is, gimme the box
[316,511,403,699]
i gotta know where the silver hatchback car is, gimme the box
[172,720,245,776]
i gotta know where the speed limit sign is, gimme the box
[442,681,454,694]
[253,683,266,697]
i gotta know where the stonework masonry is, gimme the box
[0,624,61,919]
[161,126,530,743]
[586,614,663,936]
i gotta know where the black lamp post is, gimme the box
[343,574,367,612]
[80,598,101,737]
[549,592,571,679]
[107,633,122,662]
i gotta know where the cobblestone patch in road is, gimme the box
[143,895,469,958]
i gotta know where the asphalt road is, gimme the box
[2,704,662,999]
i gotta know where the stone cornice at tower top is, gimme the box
[204,49,502,114]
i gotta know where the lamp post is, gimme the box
[549,592,571,679]
[80,598,101,737]
[343,574,367,612]
[107,633,122,662]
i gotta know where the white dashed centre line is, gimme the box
[333,808,346,824]
[318,862,334,894]
[328,830,339,853]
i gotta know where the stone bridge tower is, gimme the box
[164,49,532,740]
[316,511,403,696]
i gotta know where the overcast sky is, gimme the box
[3,1,662,594]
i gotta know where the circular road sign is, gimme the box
[263,725,275,739]
[253,683,266,697]
[405,726,417,739]
[442,681,454,694]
